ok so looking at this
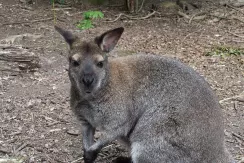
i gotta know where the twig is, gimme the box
[138,0,146,13]
[226,4,244,15]
[106,14,123,23]
[233,101,238,113]
[189,11,207,24]
[49,128,62,132]
[15,142,28,153]
[47,121,60,127]
[232,16,244,23]
[69,11,83,17]
[209,14,244,24]
[232,132,244,141]
[20,6,34,11]
[9,131,22,136]
[105,11,156,23]
[178,11,207,23]
[1,18,53,26]
[0,148,10,154]
[182,27,204,44]
[178,11,190,19]
[231,39,244,43]
[228,31,244,38]
[219,92,244,103]
[51,7,72,11]
[0,44,23,49]
[221,97,244,103]
[71,157,84,163]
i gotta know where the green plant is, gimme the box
[206,46,244,56]
[77,11,104,30]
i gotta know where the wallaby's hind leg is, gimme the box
[131,141,233,163]
[131,141,192,163]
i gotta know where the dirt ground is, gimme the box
[0,0,243,162]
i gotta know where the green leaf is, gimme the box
[77,19,94,30]
[83,11,104,20]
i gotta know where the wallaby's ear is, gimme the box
[54,26,78,47]
[95,27,124,52]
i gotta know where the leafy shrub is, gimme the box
[77,11,104,30]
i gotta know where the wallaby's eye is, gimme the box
[97,61,104,68]
[72,60,80,67]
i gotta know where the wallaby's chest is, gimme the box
[75,93,134,130]
[74,98,113,127]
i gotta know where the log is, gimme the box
[0,44,40,74]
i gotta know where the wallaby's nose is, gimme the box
[82,75,94,87]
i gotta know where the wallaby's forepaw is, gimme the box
[112,156,132,163]
[83,150,98,163]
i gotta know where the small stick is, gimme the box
[47,121,60,127]
[15,142,28,153]
[71,157,84,163]
[232,132,244,141]
[228,31,244,38]
[69,11,83,17]
[138,0,146,12]
[232,16,244,23]
[209,14,244,24]
[1,17,53,26]
[51,7,72,11]
[226,4,244,15]
[105,11,157,23]
[233,101,238,113]
[219,93,244,103]
[178,11,190,19]
[8,131,22,136]
[105,14,123,23]
[189,11,207,24]
[231,39,244,43]
[0,148,10,154]
[125,11,156,20]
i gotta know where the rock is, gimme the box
[66,128,80,136]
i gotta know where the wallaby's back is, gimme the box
[108,54,230,163]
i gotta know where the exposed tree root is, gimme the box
[177,11,207,23]
[177,10,244,24]
[105,11,157,23]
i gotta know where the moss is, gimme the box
[205,46,244,56]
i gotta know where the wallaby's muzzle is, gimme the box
[80,62,97,93]
[82,74,94,88]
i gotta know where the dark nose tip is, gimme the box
[82,76,94,87]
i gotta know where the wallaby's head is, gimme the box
[55,26,124,97]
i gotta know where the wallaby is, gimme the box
[55,26,234,163]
